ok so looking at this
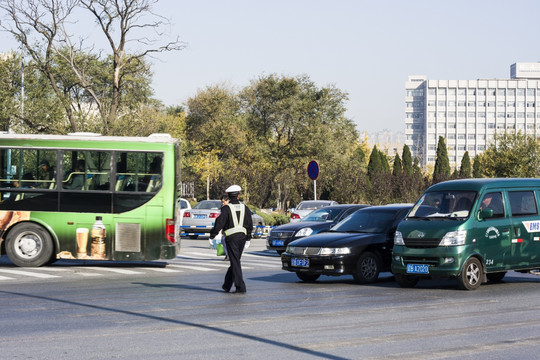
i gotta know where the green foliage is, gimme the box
[392,153,402,176]
[472,155,483,178]
[479,133,540,177]
[459,151,472,178]
[402,144,413,175]
[433,136,451,183]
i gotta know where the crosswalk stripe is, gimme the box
[167,264,218,271]
[0,275,14,280]
[0,269,60,279]
[141,267,181,273]
[81,267,142,275]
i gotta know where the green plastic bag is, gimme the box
[216,242,225,256]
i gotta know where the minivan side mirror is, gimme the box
[478,208,494,221]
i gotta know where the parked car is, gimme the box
[267,204,370,254]
[281,204,412,284]
[182,199,265,239]
[175,198,191,242]
[290,200,339,222]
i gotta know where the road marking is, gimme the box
[167,264,218,271]
[141,267,181,273]
[81,267,143,275]
[0,269,60,279]
[0,275,14,280]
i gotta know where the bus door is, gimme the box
[507,190,540,268]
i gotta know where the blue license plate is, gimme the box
[291,258,309,268]
[407,264,429,274]
[272,240,284,246]
[193,214,206,219]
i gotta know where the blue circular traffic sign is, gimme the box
[307,160,319,180]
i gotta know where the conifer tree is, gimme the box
[459,151,472,178]
[472,155,483,178]
[392,153,403,176]
[433,136,451,183]
[402,144,413,175]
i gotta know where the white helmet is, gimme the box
[225,184,242,193]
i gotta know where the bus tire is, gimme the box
[457,257,482,290]
[353,251,381,284]
[296,272,320,282]
[395,274,419,288]
[5,223,54,267]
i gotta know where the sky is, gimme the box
[3,0,540,133]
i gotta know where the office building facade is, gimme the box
[405,63,540,168]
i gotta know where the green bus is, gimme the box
[0,133,180,267]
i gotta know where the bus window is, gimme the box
[115,152,162,193]
[61,150,111,191]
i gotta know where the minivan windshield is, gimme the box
[407,191,477,219]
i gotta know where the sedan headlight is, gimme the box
[394,231,404,245]
[318,247,351,255]
[286,246,295,254]
[295,227,313,237]
[439,230,467,246]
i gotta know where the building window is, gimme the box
[507,113,515,118]
[478,112,486,118]
[477,89,486,96]
[438,100,446,106]
[488,88,496,96]
[468,145,476,150]
[497,89,506,96]
[458,88,466,96]
[497,112,505,118]
[458,134,466,140]
[527,113,535,118]
[517,89,525,96]
[517,102,525,108]
[467,101,475,107]
[507,89,516,97]
[458,100,466,107]
[438,88,447,95]
[487,101,495,107]
[527,88,535,96]
[458,111,466,118]
[527,102,535,107]
[428,88,436,95]
[448,88,456,96]
[468,134,476,140]
[497,101,505,107]
[518,112,525,118]
[507,101,516,107]
[428,100,436,107]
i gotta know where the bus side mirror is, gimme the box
[478,208,494,221]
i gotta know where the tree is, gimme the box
[433,136,450,183]
[241,74,358,208]
[0,0,184,134]
[402,144,413,175]
[472,155,483,178]
[459,151,472,178]
[478,133,540,177]
[392,153,402,176]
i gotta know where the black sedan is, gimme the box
[267,204,370,254]
[281,204,412,284]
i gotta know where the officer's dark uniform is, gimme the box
[210,197,253,293]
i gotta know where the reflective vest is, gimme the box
[224,203,247,236]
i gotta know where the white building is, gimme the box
[405,63,540,168]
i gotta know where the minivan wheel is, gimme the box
[395,274,419,288]
[353,251,380,284]
[486,271,507,283]
[457,257,483,290]
[296,272,320,282]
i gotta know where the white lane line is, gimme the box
[141,267,182,273]
[81,267,143,275]
[185,251,280,264]
[0,269,60,279]
[0,275,15,280]
[241,261,279,268]
[166,264,219,272]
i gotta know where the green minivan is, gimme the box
[392,178,540,290]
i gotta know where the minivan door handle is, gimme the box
[514,227,521,237]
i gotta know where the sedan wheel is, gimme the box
[353,251,380,284]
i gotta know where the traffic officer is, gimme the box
[210,185,253,293]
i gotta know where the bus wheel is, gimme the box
[5,223,54,267]
[296,272,320,282]
[353,251,380,284]
[458,257,482,290]
[395,274,419,288]
[486,271,507,283]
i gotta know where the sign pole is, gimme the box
[314,180,317,200]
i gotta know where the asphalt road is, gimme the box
[1,238,540,359]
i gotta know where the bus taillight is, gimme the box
[166,219,175,243]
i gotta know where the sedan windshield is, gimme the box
[193,200,222,210]
[296,201,331,210]
[302,208,343,222]
[407,191,476,219]
[332,210,396,233]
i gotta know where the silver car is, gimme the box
[181,200,265,239]
[181,200,222,239]
[289,200,339,222]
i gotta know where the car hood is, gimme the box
[272,221,332,232]
[288,231,385,247]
